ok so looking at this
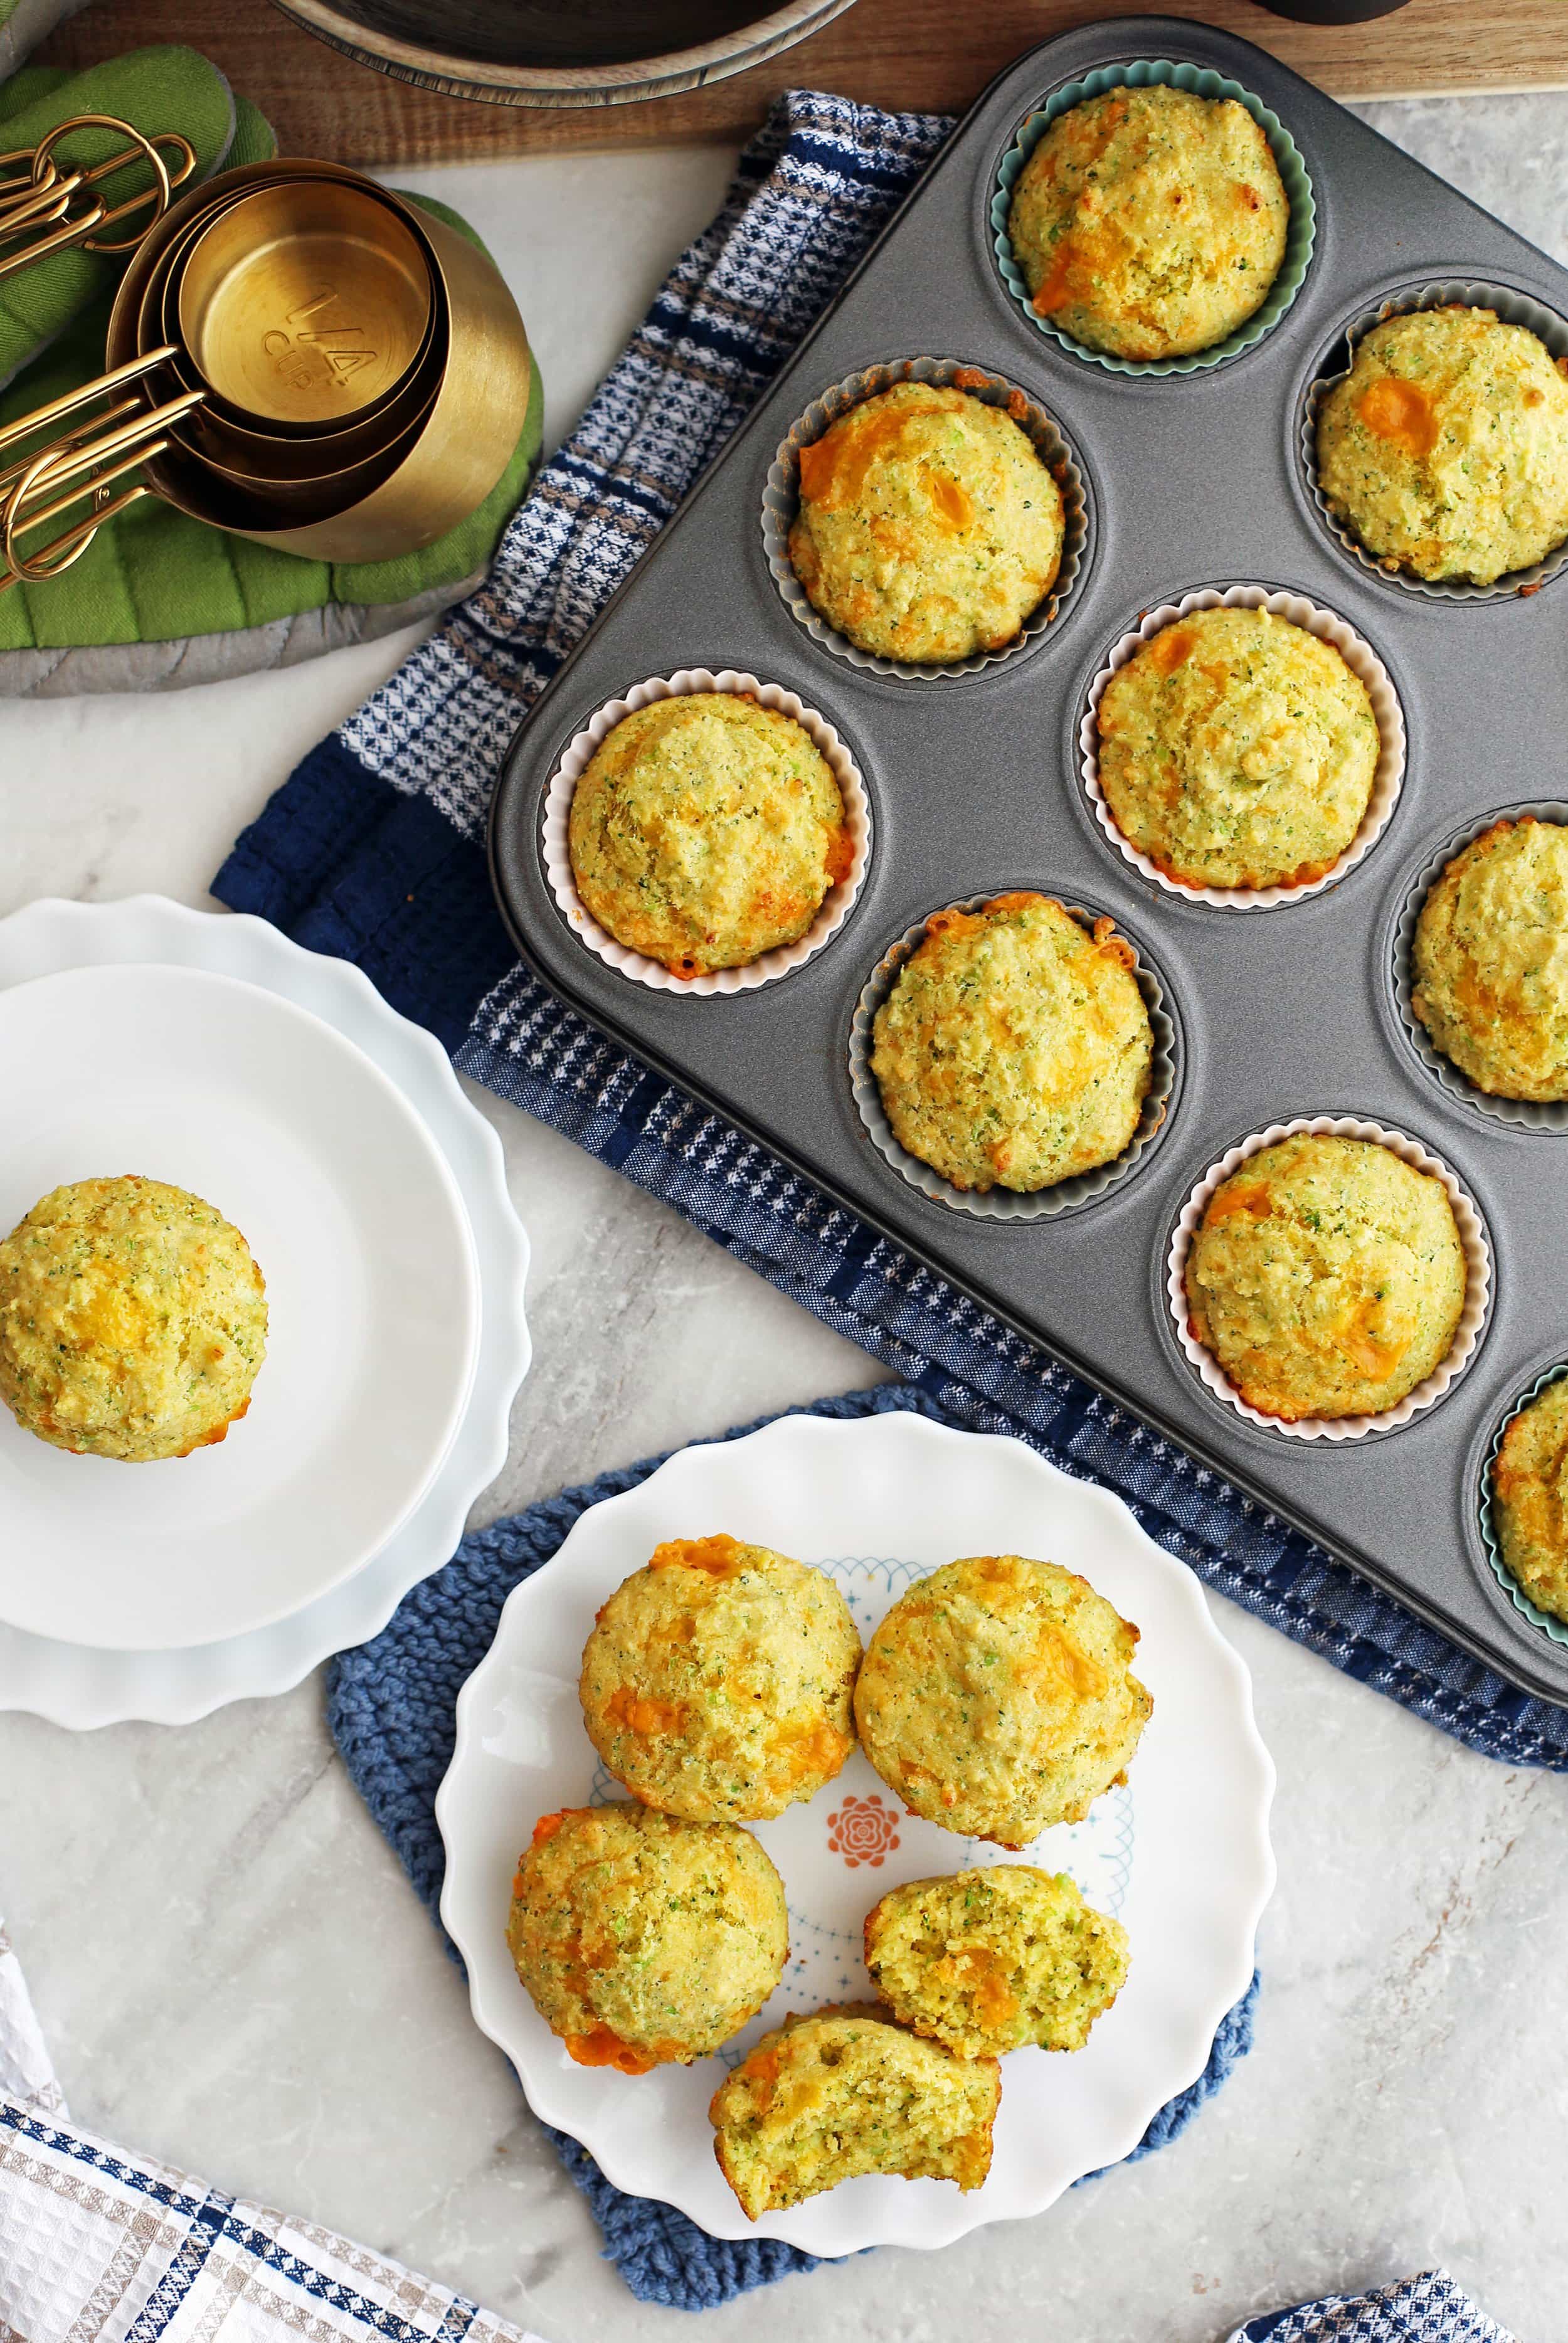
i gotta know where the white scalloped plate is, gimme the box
[0,898,531,1723]
[437,1409,1274,2256]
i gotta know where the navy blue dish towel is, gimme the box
[330,1383,1258,2312]
[217,87,1567,1779]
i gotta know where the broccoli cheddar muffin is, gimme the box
[1185,1133,1468,1421]
[1491,1377,1568,1626]
[864,1866,1129,2059]
[0,1175,267,1462]
[1412,817,1568,1101]
[568,692,851,978]
[1316,306,1568,585]
[1007,84,1289,363]
[788,379,1064,665]
[1096,605,1381,891]
[709,2006,1000,2218]
[871,894,1154,1195]
[855,1555,1152,1846]
[507,1805,788,2073]
[581,1535,861,1822]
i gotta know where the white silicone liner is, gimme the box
[1391,801,1568,1131]
[541,668,871,997]
[1167,1115,1492,1442]
[1080,585,1406,911]
[850,892,1179,1222]
[762,356,1089,682]
[1301,279,1568,603]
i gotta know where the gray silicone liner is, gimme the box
[849,894,1179,1220]
[762,356,1089,680]
[1390,802,1568,1131]
[1300,280,1568,602]
[1479,1360,1568,1647]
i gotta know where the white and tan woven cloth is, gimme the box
[0,1917,546,2343]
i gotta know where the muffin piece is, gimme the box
[1006,84,1288,362]
[1492,1377,1568,1625]
[1096,605,1380,892]
[709,2006,1000,2218]
[864,1866,1128,2059]
[854,1555,1152,1846]
[788,379,1064,664]
[506,1804,788,2073]
[580,1535,861,1822]
[1185,1133,1467,1422]
[568,692,850,978]
[1411,817,1568,1102]
[1315,305,1568,585]
[0,1175,267,1462]
[871,893,1153,1195]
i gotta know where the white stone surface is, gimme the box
[2,97,1567,2343]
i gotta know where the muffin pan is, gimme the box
[490,15,1568,1704]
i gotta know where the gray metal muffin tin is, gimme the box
[490,15,1568,1705]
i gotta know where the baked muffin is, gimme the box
[506,1805,788,2073]
[1096,605,1380,892]
[1316,305,1568,585]
[870,893,1154,1194]
[568,692,851,978]
[709,2006,1000,2218]
[788,379,1064,664]
[864,1866,1129,2059]
[854,1555,1152,1846]
[1006,84,1288,362]
[580,1535,861,1822]
[1411,817,1568,1101]
[1491,1377,1568,1624]
[0,1175,267,1461]
[1185,1133,1467,1421]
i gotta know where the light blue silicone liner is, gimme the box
[1479,1363,1568,1647]
[991,60,1316,378]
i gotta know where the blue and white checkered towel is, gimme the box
[214,85,1568,1781]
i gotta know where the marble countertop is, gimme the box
[2,88,1567,2343]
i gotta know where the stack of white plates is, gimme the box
[0,896,530,1728]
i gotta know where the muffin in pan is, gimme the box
[580,1535,861,1822]
[0,1175,267,1462]
[566,691,851,978]
[507,1804,789,2074]
[1315,305,1568,586]
[709,2004,1000,2218]
[1184,1133,1467,1422]
[1411,816,1568,1102]
[1094,604,1381,892]
[864,1866,1130,2060]
[854,1555,1152,1846]
[1005,83,1289,363]
[787,379,1065,665]
[869,893,1154,1196]
[1490,1376,1568,1627]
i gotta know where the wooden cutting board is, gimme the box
[36,0,1568,166]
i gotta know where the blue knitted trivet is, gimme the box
[329,1380,1257,2312]
[217,88,1568,1780]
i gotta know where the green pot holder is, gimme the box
[0,11,544,694]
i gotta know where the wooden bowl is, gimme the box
[266,0,859,109]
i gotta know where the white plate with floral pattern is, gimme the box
[437,1408,1274,2255]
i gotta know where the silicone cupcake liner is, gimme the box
[849,891,1179,1222]
[761,356,1089,682]
[1300,278,1568,603]
[1390,800,1568,1130]
[1080,584,1406,911]
[1478,1360,1568,1648]
[991,59,1316,378]
[541,669,872,997]
[1166,1114,1492,1442]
